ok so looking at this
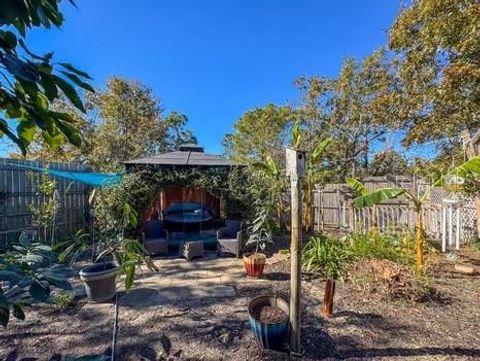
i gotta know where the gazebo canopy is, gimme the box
[122,144,241,168]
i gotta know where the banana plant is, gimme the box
[252,156,287,229]
[303,138,333,232]
[347,156,480,276]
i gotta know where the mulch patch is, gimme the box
[251,305,288,324]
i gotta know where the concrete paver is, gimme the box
[132,257,243,306]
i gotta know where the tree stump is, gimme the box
[322,279,336,317]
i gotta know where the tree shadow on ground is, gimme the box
[263,272,290,281]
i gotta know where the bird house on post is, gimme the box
[286,148,306,179]
[285,147,305,355]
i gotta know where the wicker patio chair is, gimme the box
[142,220,168,255]
[217,220,244,258]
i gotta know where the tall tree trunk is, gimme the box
[415,207,425,276]
[322,279,336,317]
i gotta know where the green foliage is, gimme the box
[51,291,74,311]
[302,232,415,280]
[92,167,251,232]
[86,190,157,291]
[389,0,480,147]
[302,234,346,279]
[14,78,196,171]
[28,170,58,242]
[0,231,72,327]
[55,229,92,265]
[90,78,195,169]
[222,104,293,164]
[0,0,93,154]
[352,187,406,209]
[370,150,410,177]
[343,233,413,266]
[245,202,275,253]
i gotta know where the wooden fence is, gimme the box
[0,158,91,244]
[314,177,478,248]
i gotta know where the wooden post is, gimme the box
[286,148,305,355]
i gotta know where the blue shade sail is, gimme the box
[8,163,122,187]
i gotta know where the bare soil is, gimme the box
[1,248,479,361]
[251,305,288,324]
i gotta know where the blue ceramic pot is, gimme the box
[248,295,289,350]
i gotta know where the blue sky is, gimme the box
[8,0,405,155]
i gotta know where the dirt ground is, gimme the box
[1,248,479,361]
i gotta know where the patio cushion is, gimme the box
[144,220,165,239]
[223,220,242,238]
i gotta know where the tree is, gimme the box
[9,96,96,162]
[0,0,93,154]
[389,0,480,148]
[90,78,170,167]
[303,138,333,232]
[369,150,410,176]
[14,77,197,170]
[252,156,287,230]
[294,49,397,181]
[347,156,480,276]
[223,104,293,164]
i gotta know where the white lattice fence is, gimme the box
[315,177,478,250]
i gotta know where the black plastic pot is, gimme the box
[79,261,118,303]
[248,295,289,350]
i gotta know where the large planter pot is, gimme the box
[243,253,266,278]
[79,262,118,303]
[248,295,289,350]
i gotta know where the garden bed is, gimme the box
[1,249,479,361]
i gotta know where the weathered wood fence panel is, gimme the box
[314,176,478,247]
[0,158,91,244]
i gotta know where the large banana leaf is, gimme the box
[346,178,369,196]
[291,119,302,149]
[252,155,280,177]
[448,156,480,178]
[310,137,333,165]
[353,187,405,209]
[432,156,480,188]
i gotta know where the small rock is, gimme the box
[454,264,476,274]
[218,332,230,344]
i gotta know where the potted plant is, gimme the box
[248,294,289,350]
[243,204,273,278]
[62,202,158,302]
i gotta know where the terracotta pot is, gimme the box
[243,253,266,277]
[79,261,118,303]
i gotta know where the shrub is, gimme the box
[302,233,347,279]
[343,232,414,266]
